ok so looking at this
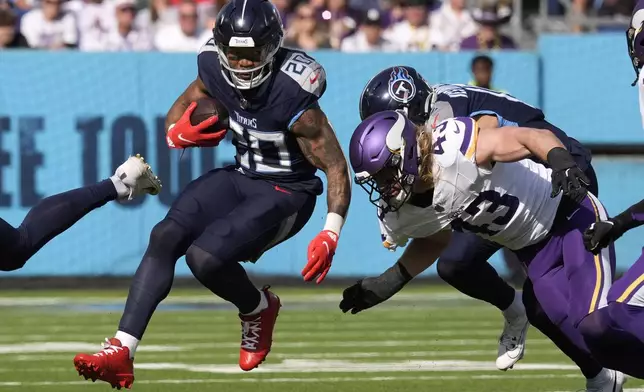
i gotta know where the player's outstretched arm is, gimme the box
[475,124,566,165]
[292,107,351,284]
[164,77,210,131]
[584,198,644,254]
[474,122,590,198]
[339,230,451,314]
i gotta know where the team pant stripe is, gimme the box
[616,274,644,305]
[587,193,612,313]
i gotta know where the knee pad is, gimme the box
[147,219,192,259]
[185,244,228,281]
[436,257,466,281]
[577,312,608,343]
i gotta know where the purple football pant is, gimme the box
[579,248,644,379]
[517,193,644,379]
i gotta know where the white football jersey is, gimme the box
[379,116,561,251]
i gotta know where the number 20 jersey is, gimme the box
[198,39,326,194]
[431,117,562,250]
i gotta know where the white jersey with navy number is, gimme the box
[197,39,326,194]
[430,117,561,250]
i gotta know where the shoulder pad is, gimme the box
[279,50,326,98]
[431,117,478,169]
[426,100,455,130]
[199,37,217,55]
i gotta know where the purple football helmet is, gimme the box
[627,21,644,85]
[349,110,420,214]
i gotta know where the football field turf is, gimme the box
[0,285,642,392]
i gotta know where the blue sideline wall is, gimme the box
[0,33,643,278]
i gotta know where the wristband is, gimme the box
[323,212,344,235]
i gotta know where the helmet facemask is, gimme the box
[217,37,282,90]
[355,148,416,216]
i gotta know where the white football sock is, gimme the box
[109,176,129,199]
[115,331,139,359]
[242,289,268,316]
[502,291,525,320]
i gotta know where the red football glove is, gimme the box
[303,230,338,284]
[166,102,227,149]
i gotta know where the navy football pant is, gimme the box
[119,167,316,339]
[0,180,117,272]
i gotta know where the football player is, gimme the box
[627,0,644,127]
[72,0,351,389]
[355,65,602,377]
[344,111,632,390]
[0,155,161,272]
[583,197,644,380]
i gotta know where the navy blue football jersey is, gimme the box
[197,39,326,195]
[428,84,544,128]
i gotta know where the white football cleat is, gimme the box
[585,369,626,392]
[496,294,529,371]
[111,154,162,201]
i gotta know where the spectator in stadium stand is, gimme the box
[340,8,400,52]
[320,0,359,49]
[77,0,114,51]
[0,8,29,47]
[271,0,292,28]
[382,0,433,52]
[459,0,516,50]
[154,0,209,51]
[283,2,331,50]
[135,0,177,35]
[19,0,78,48]
[468,54,506,91]
[428,0,477,51]
[99,0,153,51]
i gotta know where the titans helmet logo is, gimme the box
[388,67,417,103]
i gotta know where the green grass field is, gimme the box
[0,285,642,392]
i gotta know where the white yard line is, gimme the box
[0,339,554,354]
[0,329,523,342]
[0,373,584,388]
[135,359,580,374]
[0,292,471,307]
[2,348,564,362]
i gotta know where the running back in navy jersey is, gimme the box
[430,84,545,127]
[198,39,325,194]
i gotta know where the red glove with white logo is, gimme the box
[303,230,338,284]
[166,102,227,149]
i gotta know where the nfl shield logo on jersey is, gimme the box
[388,67,417,103]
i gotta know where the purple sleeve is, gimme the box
[635,0,644,15]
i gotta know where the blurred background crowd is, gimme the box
[0,0,635,52]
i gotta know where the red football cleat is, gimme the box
[73,338,134,390]
[239,286,281,371]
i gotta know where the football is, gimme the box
[190,97,229,130]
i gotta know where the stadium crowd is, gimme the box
[0,0,635,51]
[0,0,558,52]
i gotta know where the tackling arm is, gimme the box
[474,120,589,197]
[584,198,644,253]
[339,230,452,314]
[475,124,566,166]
